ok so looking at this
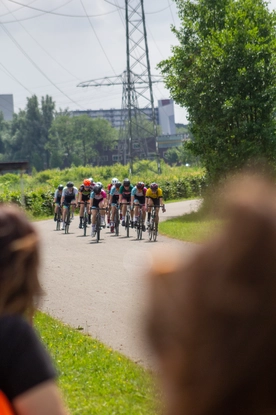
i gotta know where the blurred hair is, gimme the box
[146,174,276,415]
[0,204,43,317]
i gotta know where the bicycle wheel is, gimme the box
[83,210,88,236]
[65,208,70,234]
[96,212,101,243]
[115,208,120,236]
[136,211,142,240]
[125,211,130,237]
[56,208,61,231]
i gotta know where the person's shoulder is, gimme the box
[0,314,32,338]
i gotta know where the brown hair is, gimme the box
[146,175,276,415]
[0,204,43,317]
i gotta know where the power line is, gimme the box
[0,61,33,94]
[1,0,81,82]
[0,23,86,109]
[5,0,118,20]
[79,0,117,76]
[0,0,37,17]
[103,0,173,14]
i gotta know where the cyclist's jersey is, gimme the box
[79,184,92,196]
[54,189,62,203]
[110,186,120,196]
[146,188,163,199]
[131,186,147,197]
[119,185,134,199]
[107,183,112,194]
[90,189,107,201]
[62,186,78,204]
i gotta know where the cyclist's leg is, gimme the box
[121,198,127,226]
[146,198,154,226]
[79,202,84,228]
[91,199,99,236]
[99,200,106,226]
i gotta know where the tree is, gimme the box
[41,95,55,169]
[48,114,118,168]
[158,0,276,181]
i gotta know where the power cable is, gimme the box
[1,0,81,82]
[79,0,117,75]
[103,0,172,14]
[0,61,33,94]
[0,23,86,109]
[0,0,37,17]
[5,0,118,19]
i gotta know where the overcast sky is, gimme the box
[1,0,276,124]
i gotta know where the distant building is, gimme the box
[158,99,176,135]
[0,94,14,121]
[70,102,185,165]
[70,107,159,130]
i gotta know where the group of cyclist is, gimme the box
[53,177,166,237]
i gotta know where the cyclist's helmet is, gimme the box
[123,178,130,186]
[96,181,103,189]
[58,184,64,190]
[136,181,144,189]
[111,177,118,185]
[89,177,93,183]
[150,182,158,191]
[66,181,74,188]
[115,181,121,188]
[93,185,101,195]
[83,179,91,187]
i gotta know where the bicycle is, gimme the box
[121,202,131,237]
[82,201,89,236]
[56,205,62,231]
[91,207,107,243]
[113,203,120,236]
[64,203,72,234]
[148,205,164,242]
[135,204,144,240]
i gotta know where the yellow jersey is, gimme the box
[146,188,163,199]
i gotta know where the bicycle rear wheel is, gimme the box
[125,211,130,237]
[115,208,120,236]
[56,208,61,231]
[96,212,101,242]
[83,210,88,236]
[65,208,70,234]
[136,211,142,240]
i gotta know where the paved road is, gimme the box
[36,200,200,368]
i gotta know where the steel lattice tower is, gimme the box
[78,0,162,174]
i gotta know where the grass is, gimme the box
[159,210,223,243]
[34,312,159,415]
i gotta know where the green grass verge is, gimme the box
[159,210,223,243]
[34,312,159,415]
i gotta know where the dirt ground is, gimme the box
[35,200,200,368]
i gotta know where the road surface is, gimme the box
[36,199,200,367]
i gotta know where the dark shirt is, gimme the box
[0,315,56,401]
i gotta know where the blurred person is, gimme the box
[0,204,69,415]
[146,174,276,415]
[53,184,63,222]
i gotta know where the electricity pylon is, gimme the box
[77,0,162,174]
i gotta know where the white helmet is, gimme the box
[111,177,118,185]
[89,177,93,183]
[96,181,103,189]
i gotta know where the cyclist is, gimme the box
[89,177,96,189]
[109,181,121,233]
[90,184,107,237]
[106,177,119,228]
[60,181,78,230]
[53,184,63,221]
[78,179,92,229]
[119,178,134,227]
[145,182,166,235]
[131,181,147,231]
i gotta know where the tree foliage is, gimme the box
[158,0,276,181]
